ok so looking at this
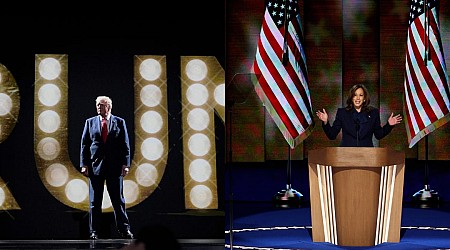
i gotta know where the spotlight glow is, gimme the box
[185,59,208,81]
[37,137,60,160]
[45,163,69,187]
[186,83,208,106]
[188,133,211,156]
[189,159,212,182]
[187,108,209,131]
[140,84,162,107]
[0,188,4,207]
[135,163,158,187]
[39,58,61,80]
[0,63,20,147]
[65,179,88,203]
[38,83,61,107]
[140,111,163,134]
[141,137,164,161]
[124,180,139,203]
[38,110,60,133]
[214,84,225,106]
[190,185,213,209]
[139,59,162,81]
[0,93,12,116]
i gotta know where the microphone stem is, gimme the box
[356,121,360,147]
[357,131,359,147]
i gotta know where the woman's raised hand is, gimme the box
[316,108,328,123]
[388,112,402,126]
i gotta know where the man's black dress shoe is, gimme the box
[119,230,133,239]
[89,232,98,240]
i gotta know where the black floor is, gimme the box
[0,239,224,250]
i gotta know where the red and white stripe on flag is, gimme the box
[404,0,450,148]
[252,0,314,149]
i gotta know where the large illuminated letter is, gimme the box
[34,54,168,211]
[181,56,225,209]
[132,55,168,204]
[0,63,21,210]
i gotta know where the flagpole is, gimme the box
[227,107,234,249]
[424,0,429,63]
[272,0,302,207]
[282,0,289,66]
[273,144,302,208]
[411,0,440,208]
[412,135,440,208]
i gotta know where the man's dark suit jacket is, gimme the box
[80,115,130,176]
[322,107,393,147]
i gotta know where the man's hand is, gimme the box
[81,166,89,177]
[122,166,130,176]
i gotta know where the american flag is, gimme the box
[404,0,450,148]
[252,0,314,149]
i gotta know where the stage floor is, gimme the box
[225,201,450,249]
[0,239,224,249]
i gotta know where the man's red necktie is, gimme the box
[101,118,108,143]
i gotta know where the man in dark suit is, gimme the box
[316,84,402,147]
[80,95,133,240]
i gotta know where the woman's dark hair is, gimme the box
[345,84,372,112]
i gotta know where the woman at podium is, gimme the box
[315,84,402,147]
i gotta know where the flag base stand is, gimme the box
[412,185,440,208]
[412,136,440,208]
[273,185,302,208]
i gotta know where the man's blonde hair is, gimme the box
[96,96,112,109]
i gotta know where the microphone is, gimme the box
[355,119,360,147]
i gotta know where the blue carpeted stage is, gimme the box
[225,203,450,249]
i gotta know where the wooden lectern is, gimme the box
[308,147,405,246]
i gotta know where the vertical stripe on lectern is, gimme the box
[384,164,397,243]
[376,166,387,245]
[375,165,398,245]
[316,164,337,245]
[326,165,337,244]
[316,164,329,242]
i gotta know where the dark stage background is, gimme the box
[0,6,225,240]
